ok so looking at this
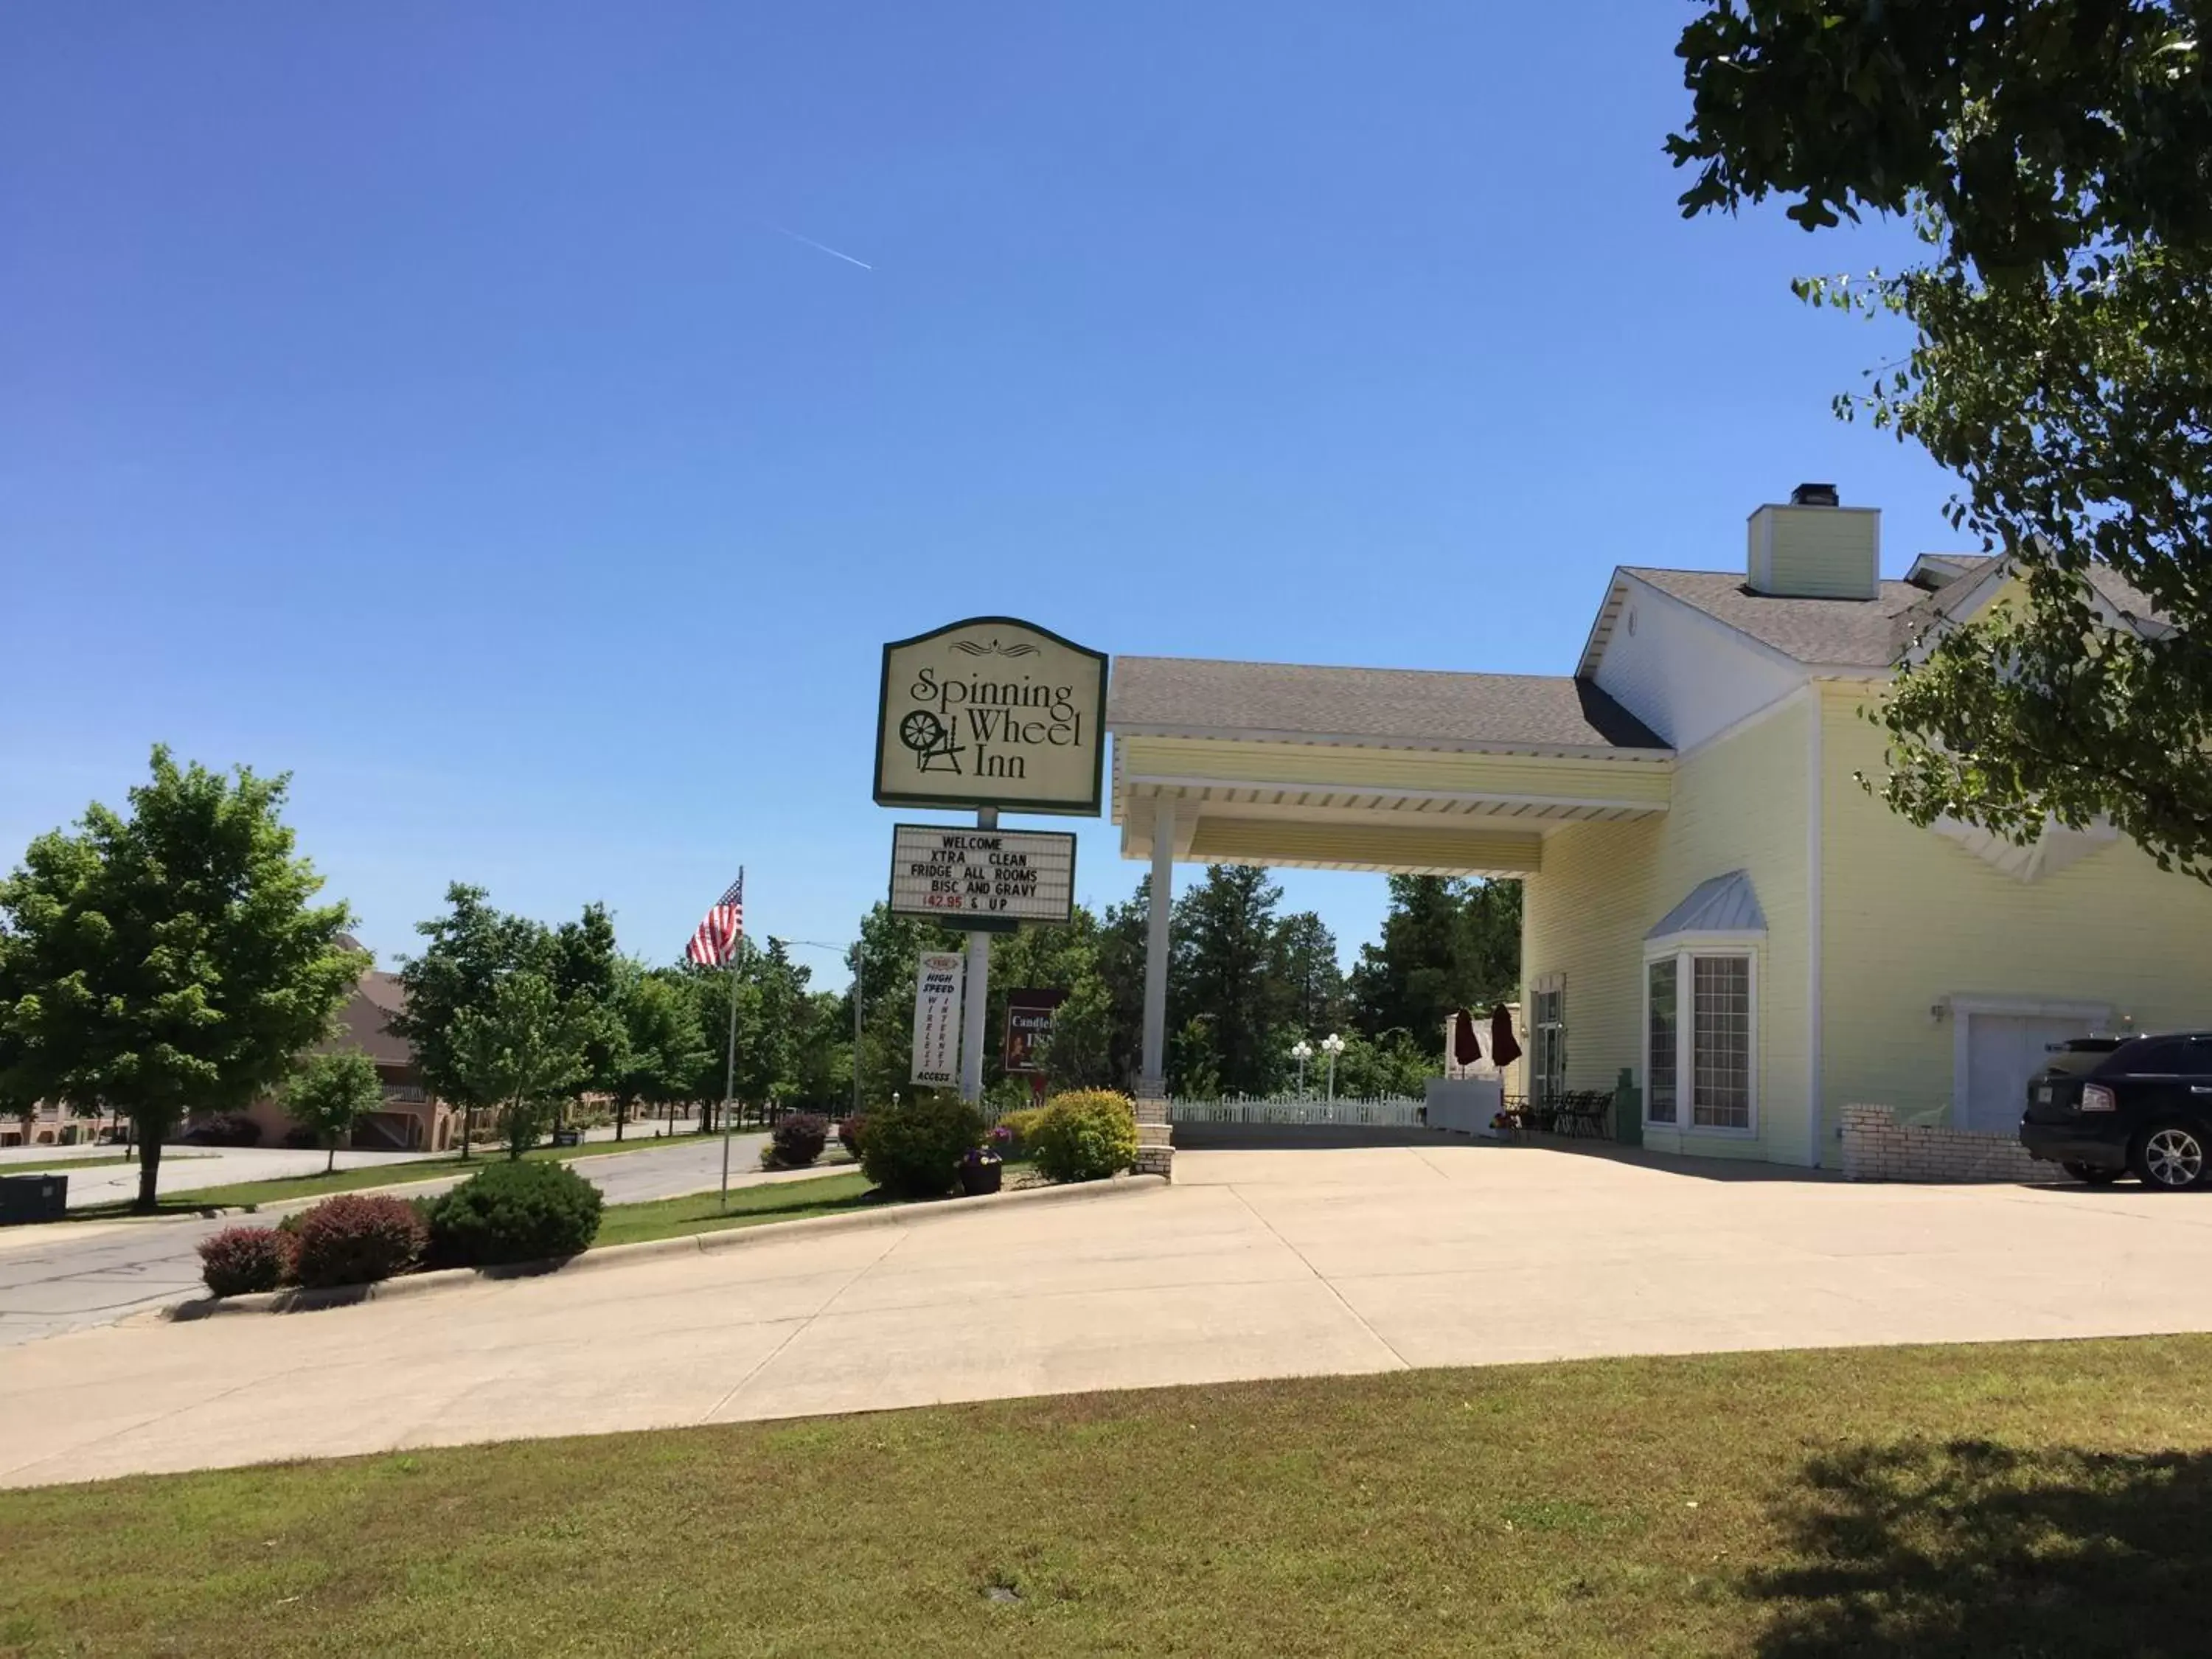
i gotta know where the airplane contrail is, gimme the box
[768,223,873,271]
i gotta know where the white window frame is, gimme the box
[1642,934,1761,1138]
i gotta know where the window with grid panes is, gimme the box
[1690,956,1751,1128]
[1646,958,1678,1124]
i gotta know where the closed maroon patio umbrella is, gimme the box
[1489,1004,1523,1069]
[1452,1008,1483,1068]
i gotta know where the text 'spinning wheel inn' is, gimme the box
[867,618,1172,1164]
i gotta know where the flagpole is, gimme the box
[720,869,744,1211]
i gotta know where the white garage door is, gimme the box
[1961,1013,2096,1133]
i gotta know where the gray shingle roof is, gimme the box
[1624,568,1936,667]
[1107,657,1667,752]
[1647,870,1766,939]
[1631,557,2173,669]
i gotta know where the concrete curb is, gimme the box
[164,1172,1169,1323]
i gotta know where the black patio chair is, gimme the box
[1558,1090,1611,1140]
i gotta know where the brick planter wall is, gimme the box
[1839,1103,2062,1184]
[1133,1088,1175,1180]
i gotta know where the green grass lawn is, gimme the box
[591,1169,880,1247]
[56,1132,730,1220]
[7,1335,2211,1658]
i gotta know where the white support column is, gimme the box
[959,808,996,1105]
[1140,796,1174,1094]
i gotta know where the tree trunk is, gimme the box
[325,1139,338,1175]
[134,1133,162,1213]
[461,1101,474,1160]
[614,1100,626,1141]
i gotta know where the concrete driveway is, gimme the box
[11,1141,2212,1488]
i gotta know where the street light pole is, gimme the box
[1321,1032,1345,1105]
[772,936,866,1120]
[1290,1039,1312,1099]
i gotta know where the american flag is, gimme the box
[686,870,745,966]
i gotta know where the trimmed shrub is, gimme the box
[998,1106,1048,1157]
[1032,1090,1139,1184]
[836,1115,866,1156]
[765,1112,829,1169]
[858,1098,984,1199]
[196,1226,294,1297]
[427,1160,603,1267]
[290,1194,425,1289]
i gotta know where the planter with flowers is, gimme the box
[959,1130,1009,1197]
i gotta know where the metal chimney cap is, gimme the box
[1790,482,1840,507]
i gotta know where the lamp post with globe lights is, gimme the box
[1290,1039,1313,1099]
[1321,1032,1346,1103]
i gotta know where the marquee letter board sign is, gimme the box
[888,824,1076,929]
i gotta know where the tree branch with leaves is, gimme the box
[1672,0,2212,873]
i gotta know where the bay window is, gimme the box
[1644,947,1756,1133]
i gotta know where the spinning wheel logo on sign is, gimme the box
[898,709,964,776]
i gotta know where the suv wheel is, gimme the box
[2062,1161,2125,1185]
[2131,1123,2211,1191]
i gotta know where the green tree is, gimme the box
[785,989,853,1113]
[606,965,710,1139]
[1332,1029,1437,1100]
[1170,865,1291,1096]
[285,1048,383,1173]
[0,748,364,1210]
[734,940,808,1111]
[1671,1,2212,876]
[550,902,626,1124]
[391,885,549,1159]
[1273,911,1347,1037]
[1349,877,1522,1044]
[448,970,589,1160]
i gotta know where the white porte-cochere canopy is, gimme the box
[1104,655,1677,1090]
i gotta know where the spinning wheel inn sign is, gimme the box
[874,617,1108,815]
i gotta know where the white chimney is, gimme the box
[1747,484,1879,599]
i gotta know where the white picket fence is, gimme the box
[1167,1093,1427,1128]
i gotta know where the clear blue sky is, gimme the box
[2,3,1955,992]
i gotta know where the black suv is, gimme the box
[2020,1033,2212,1189]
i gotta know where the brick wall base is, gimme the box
[1133,1088,1174,1181]
[1839,1103,2062,1184]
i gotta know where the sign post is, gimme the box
[876,618,1107,1105]
[958,812,996,1102]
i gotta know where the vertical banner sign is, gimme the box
[910,950,965,1089]
[1002,988,1069,1076]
